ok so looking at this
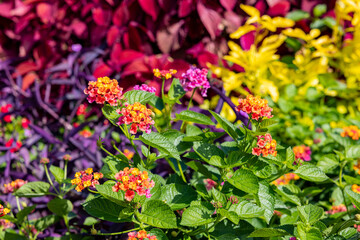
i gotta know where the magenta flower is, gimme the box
[180,66,210,97]
[133,84,156,93]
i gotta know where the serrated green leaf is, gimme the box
[148,95,164,110]
[168,78,186,103]
[218,209,239,224]
[123,90,155,104]
[47,198,73,216]
[49,165,65,184]
[251,159,272,178]
[186,161,218,180]
[176,110,215,126]
[248,228,289,237]
[34,215,60,231]
[297,222,323,240]
[140,132,180,160]
[226,151,255,168]
[83,197,131,223]
[330,133,352,147]
[228,200,264,218]
[345,145,360,159]
[209,110,238,141]
[259,119,277,128]
[14,181,50,198]
[180,205,214,227]
[297,204,324,225]
[193,142,226,167]
[345,185,360,210]
[286,147,295,165]
[159,184,197,210]
[136,200,177,228]
[96,184,128,207]
[276,185,302,206]
[100,155,129,179]
[148,228,169,240]
[295,165,329,182]
[17,205,36,225]
[228,169,259,194]
[258,181,275,224]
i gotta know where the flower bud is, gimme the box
[91,228,97,235]
[40,157,49,164]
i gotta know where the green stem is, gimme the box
[339,162,350,217]
[180,88,197,132]
[161,78,165,100]
[62,160,68,193]
[44,165,60,195]
[88,189,99,194]
[177,158,187,183]
[130,137,145,167]
[64,215,70,234]
[16,196,21,212]
[95,227,143,236]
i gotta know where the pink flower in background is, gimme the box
[180,66,210,97]
[293,145,312,162]
[133,84,156,93]
[203,178,217,191]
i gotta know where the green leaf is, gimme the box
[47,198,73,216]
[345,145,360,159]
[345,185,360,210]
[248,228,289,237]
[259,119,277,128]
[159,184,197,210]
[83,197,130,223]
[148,228,169,240]
[330,133,352,147]
[258,181,275,224]
[140,132,181,160]
[228,169,259,194]
[295,165,329,182]
[317,154,339,173]
[176,110,215,126]
[96,184,127,207]
[14,181,50,198]
[102,104,120,126]
[286,147,295,165]
[313,4,327,17]
[297,204,324,225]
[148,95,164,110]
[218,209,239,224]
[209,110,238,141]
[4,232,27,240]
[100,155,129,179]
[276,185,302,206]
[83,217,99,226]
[123,90,155,104]
[226,152,255,168]
[35,215,60,231]
[49,165,65,184]
[297,222,323,240]
[186,161,218,180]
[180,205,215,227]
[228,200,264,218]
[168,78,186,103]
[136,200,177,229]
[344,175,360,185]
[286,10,310,21]
[251,159,272,178]
[17,205,36,225]
[193,142,226,167]
[278,97,294,113]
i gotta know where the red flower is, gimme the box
[5,139,22,153]
[21,118,30,128]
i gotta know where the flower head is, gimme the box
[21,118,30,128]
[272,173,299,186]
[117,102,155,134]
[0,204,10,217]
[326,204,347,215]
[203,178,217,191]
[341,125,360,140]
[0,219,14,229]
[352,184,360,194]
[112,168,155,201]
[40,157,49,164]
[63,154,72,161]
[80,129,92,138]
[354,160,360,174]
[124,149,134,160]
[1,104,12,123]
[293,145,312,162]
[236,95,273,120]
[153,68,177,79]
[180,66,210,97]
[84,77,123,106]
[71,168,103,192]
[128,230,158,240]
[252,133,277,157]
[76,104,87,116]
[5,139,22,153]
[3,179,27,194]
[133,84,156,93]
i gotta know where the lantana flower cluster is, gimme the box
[236,95,273,120]
[71,168,103,192]
[84,77,123,106]
[354,160,360,174]
[293,145,312,162]
[153,68,177,79]
[128,230,158,240]
[133,84,156,93]
[180,66,210,97]
[326,204,347,215]
[272,173,299,186]
[3,179,27,194]
[203,178,217,191]
[112,167,155,201]
[5,139,22,153]
[0,204,10,217]
[252,133,277,157]
[341,125,360,140]
[0,219,14,229]
[117,102,155,134]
